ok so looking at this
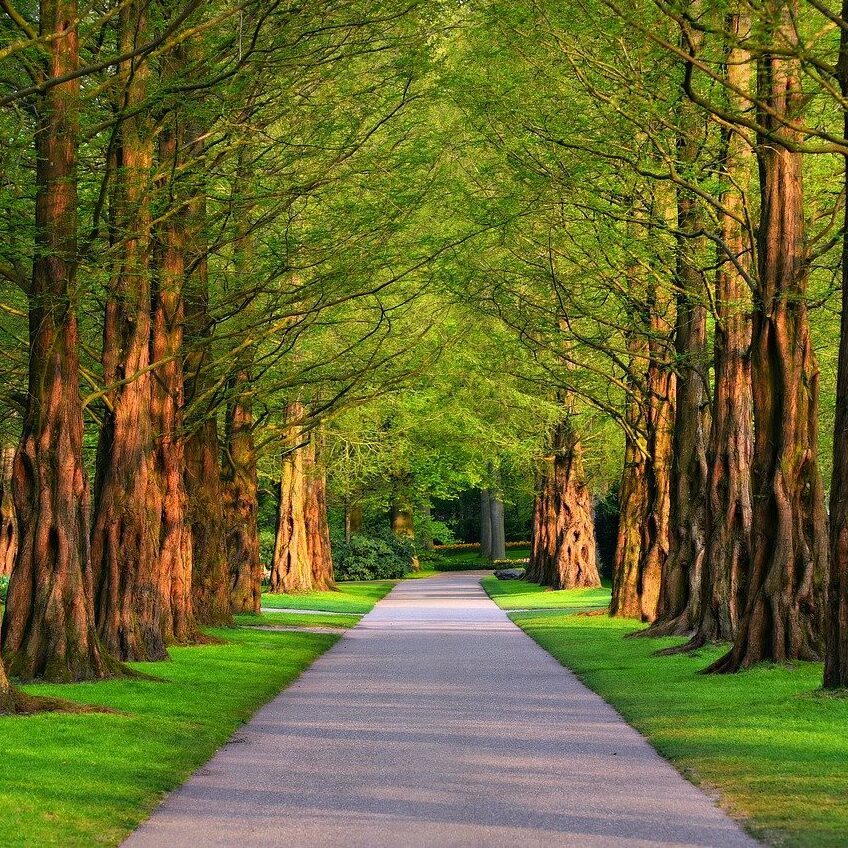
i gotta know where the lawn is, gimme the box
[235,611,361,629]
[512,611,848,848]
[481,575,612,611]
[5,628,338,847]
[261,580,395,613]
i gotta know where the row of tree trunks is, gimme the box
[269,403,336,593]
[2,0,113,682]
[527,413,601,590]
[709,13,828,671]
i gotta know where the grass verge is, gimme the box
[481,575,611,611]
[235,611,360,629]
[5,627,338,847]
[512,610,848,848]
[261,580,395,613]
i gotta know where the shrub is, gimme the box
[0,574,8,604]
[333,533,411,581]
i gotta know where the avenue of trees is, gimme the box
[2,0,848,712]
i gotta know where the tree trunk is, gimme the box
[2,0,115,681]
[610,360,650,618]
[480,488,492,558]
[269,405,336,593]
[644,59,710,638]
[91,0,166,662]
[709,8,828,671]
[0,446,18,577]
[345,501,362,542]
[686,15,754,649]
[489,490,506,561]
[528,416,601,589]
[222,370,262,614]
[150,103,195,645]
[182,123,232,627]
[826,0,848,690]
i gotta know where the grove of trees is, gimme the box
[2,0,848,711]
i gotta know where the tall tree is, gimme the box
[91,0,165,662]
[709,0,828,671]
[3,0,116,681]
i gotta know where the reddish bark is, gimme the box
[269,405,336,593]
[150,103,195,646]
[644,72,710,638]
[182,124,232,627]
[222,372,262,614]
[2,0,115,681]
[91,0,166,662]
[710,10,828,671]
[0,446,18,577]
[527,416,600,590]
[688,18,754,648]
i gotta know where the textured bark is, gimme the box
[825,0,848,689]
[183,122,231,627]
[645,59,710,638]
[222,370,262,614]
[91,0,165,662]
[149,67,195,646]
[688,17,754,648]
[0,446,18,577]
[528,417,601,590]
[480,488,492,558]
[710,8,828,671]
[611,334,650,618]
[2,0,115,681]
[269,404,335,593]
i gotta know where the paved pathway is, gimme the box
[125,573,759,848]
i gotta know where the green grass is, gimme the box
[261,580,395,613]
[481,575,612,611]
[4,627,338,847]
[235,611,361,629]
[512,611,848,848]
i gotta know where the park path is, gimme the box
[124,573,758,848]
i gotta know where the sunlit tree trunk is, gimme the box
[91,0,166,662]
[611,329,650,618]
[826,0,848,690]
[3,0,115,681]
[646,44,710,637]
[269,404,336,593]
[0,445,17,577]
[710,3,828,671]
[528,413,600,590]
[222,368,262,614]
[183,122,232,627]
[688,14,754,648]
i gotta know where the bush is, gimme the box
[0,574,8,604]
[333,533,411,581]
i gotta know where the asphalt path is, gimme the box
[124,572,759,848]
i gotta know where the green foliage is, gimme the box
[333,533,412,580]
[514,612,848,848]
[7,629,336,847]
[0,575,8,604]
